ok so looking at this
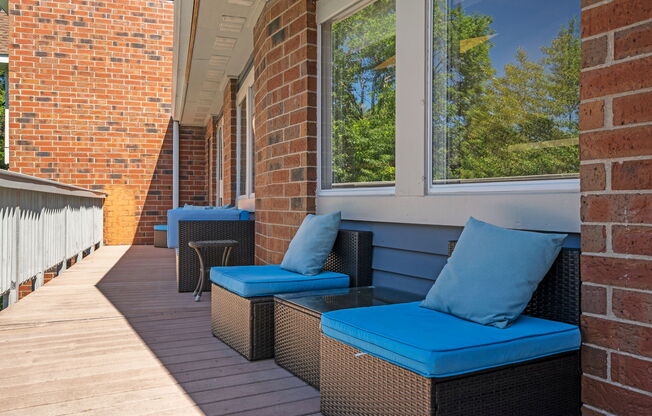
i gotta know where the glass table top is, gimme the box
[274,286,424,315]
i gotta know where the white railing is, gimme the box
[0,170,105,307]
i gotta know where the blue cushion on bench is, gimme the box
[321,302,580,378]
[153,225,167,231]
[166,208,249,248]
[210,265,349,298]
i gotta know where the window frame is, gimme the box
[216,119,224,206]
[313,0,580,233]
[317,0,397,196]
[424,0,580,195]
[236,68,255,210]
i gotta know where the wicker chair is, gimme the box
[211,229,373,361]
[319,243,581,416]
[177,220,255,293]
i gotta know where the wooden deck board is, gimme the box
[0,246,322,415]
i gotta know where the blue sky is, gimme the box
[454,0,580,75]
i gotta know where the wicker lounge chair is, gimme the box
[319,243,581,416]
[210,229,373,361]
[177,219,255,293]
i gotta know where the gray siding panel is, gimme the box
[341,220,580,297]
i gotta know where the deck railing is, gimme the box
[0,170,105,308]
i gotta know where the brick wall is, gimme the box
[204,116,218,206]
[252,0,318,265]
[8,0,175,245]
[178,125,208,206]
[580,1,652,414]
[222,78,238,205]
[0,12,8,55]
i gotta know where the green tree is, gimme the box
[329,0,396,185]
[433,6,580,181]
[0,72,6,170]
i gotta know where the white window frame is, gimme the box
[236,68,255,211]
[424,0,579,196]
[216,119,224,206]
[317,0,396,197]
[314,0,580,233]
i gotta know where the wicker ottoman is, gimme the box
[319,247,582,416]
[153,225,167,248]
[210,229,373,361]
[274,286,422,389]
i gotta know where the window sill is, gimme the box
[428,178,579,195]
[318,186,395,197]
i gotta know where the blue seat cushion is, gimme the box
[321,302,580,378]
[153,225,167,231]
[210,265,349,297]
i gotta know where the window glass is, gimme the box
[238,97,247,197]
[322,0,396,189]
[431,0,580,184]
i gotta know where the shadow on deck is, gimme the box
[0,246,321,415]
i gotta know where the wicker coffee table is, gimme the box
[274,286,422,389]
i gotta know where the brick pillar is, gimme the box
[580,1,652,414]
[178,125,208,206]
[222,78,238,205]
[206,117,217,206]
[253,0,318,265]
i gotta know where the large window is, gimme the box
[321,0,396,190]
[236,69,255,207]
[216,123,223,206]
[431,0,580,185]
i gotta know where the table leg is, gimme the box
[192,246,205,302]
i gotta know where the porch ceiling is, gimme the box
[173,0,265,127]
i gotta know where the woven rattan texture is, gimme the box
[448,241,581,325]
[274,302,321,388]
[211,284,274,360]
[324,230,373,288]
[320,335,580,416]
[153,230,167,248]
[177,220,254,292]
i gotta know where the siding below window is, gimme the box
[341,220,580,297]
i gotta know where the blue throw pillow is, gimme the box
[281,212,341,276]
[421,217,566,328]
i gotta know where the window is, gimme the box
[430,0,580,185]
[236,69,255,206]
[216,123,223,206]
[320,0,396,190]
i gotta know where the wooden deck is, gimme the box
[0,246,321,415]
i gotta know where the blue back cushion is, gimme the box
[421,217,566,328]
[281,212,341,276]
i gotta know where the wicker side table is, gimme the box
[274,286,422,389]
[188,240,238,302]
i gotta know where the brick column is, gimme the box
[206,117,218,206]
[580,1,652,414]
[222,78,238,205]
[178,125,208,206]
[253,0,318,265]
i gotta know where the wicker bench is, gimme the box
[177,220,255,293]
[211,229,372,361]
[319,243,581,416]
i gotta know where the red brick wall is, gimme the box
[580,1,652,414]
[222,78,238,206]
[205,116,218,206]
[178,125,208,206]
[8,0,175,245]
[252,0,318,265]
